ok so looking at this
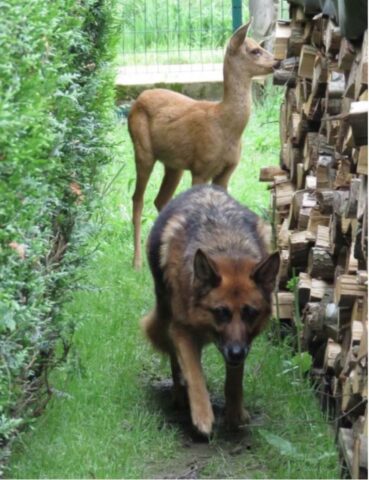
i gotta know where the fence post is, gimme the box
[232,0,242,31]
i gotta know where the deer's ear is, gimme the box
[228,18,253,52]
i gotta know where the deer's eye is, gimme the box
[212,306,232,324]
[241,305,259,323]
[250,48,261,56]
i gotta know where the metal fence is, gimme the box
[120,0,246,68]
[119,1,288,78]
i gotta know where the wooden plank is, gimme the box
[298,45,317,79]
[356,146,368,175]
[338,37,356,71]
[272,291,294,320]
[348,101,369,147]
[274,21,291,60]
[259,166,286,182]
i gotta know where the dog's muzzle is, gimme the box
[223,343,249,366]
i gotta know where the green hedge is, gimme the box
[0,0,118,466]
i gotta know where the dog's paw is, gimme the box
[225,406,250,430]
[191,402,214,436]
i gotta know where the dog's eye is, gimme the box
[212,306,232,324]
[250,48,261,56]
[241,305,259,323]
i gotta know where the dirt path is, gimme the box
[144,378,263,479]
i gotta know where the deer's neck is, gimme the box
[219,65,252,136]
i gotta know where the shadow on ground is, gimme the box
[143,378,265,479]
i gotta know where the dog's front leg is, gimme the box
[224,362,250,429]
[170,325,214,435]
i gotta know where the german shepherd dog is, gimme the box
[142,185,280,436]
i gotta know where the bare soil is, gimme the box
[143,378,266,479]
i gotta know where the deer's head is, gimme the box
[225,20,280,78]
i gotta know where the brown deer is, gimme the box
[128,20,280,269]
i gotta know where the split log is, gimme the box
[274,21,291,60]
[303,301,323,332]
[273,57,299,87]
[279,101,287,145]
[288,23,305,57]
[303,132,320,171]
[307,207,330,235]
[278,249,290,287]
[334,274,367,307]
[311,55,328,97]
[259,166,286,182]
[334,158,352,188]
[323,20,341,55]
[303,94,323,121]
[298,44,317,79]
[307,247,335,281]
[338,38,356,71]
[345,52,361,99]
[274,178,295,208]
[326,71,346,99]
[310,16,324,47]
[356,146,368,175]
[298,272,311,307]
[348,101,369,147]
[278,217,290,249]
[332,189,350,215]
[272,291,294,320]
[345,178,362,218]
[347,241,359,274]
[354,30,368,100]
[324,339,341,372]
[315,224,331,251]
[305,174,316,190]
[290,5,305,23]
[288,230,313,269]
[326,118,341,145]
[310,278,332,302]
[296,163,305,189]
[288,112,306,146]
[338,428,368,479]
[288,141,304,182]
[316,155,334,188]
[296,78,312,106]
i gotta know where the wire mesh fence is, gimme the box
[120,0,246,71]
[118,1,288,79]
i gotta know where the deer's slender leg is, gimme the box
[212,163,238,190]
[154,167,183,211]
[132,160,154,269]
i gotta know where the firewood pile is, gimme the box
[262,2,368,477]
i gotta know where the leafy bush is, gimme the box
[0,0,118,468]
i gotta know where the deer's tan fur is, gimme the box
[128,21,279,269]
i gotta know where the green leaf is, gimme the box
[291,352,313,374]
[259,430,298,457]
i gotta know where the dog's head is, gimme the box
[192,249,280,366]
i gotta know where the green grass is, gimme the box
[8,90,339,479]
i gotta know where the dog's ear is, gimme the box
[251,251,280,292]
[193,249,221,289]
[228,18,252,53]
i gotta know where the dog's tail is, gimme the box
[140,309,171,354]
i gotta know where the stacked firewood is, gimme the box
[262,3,368,478]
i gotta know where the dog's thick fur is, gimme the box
[142,185,280,435]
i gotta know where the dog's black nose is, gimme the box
[225,344,248,365]
[273,59,281,69]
